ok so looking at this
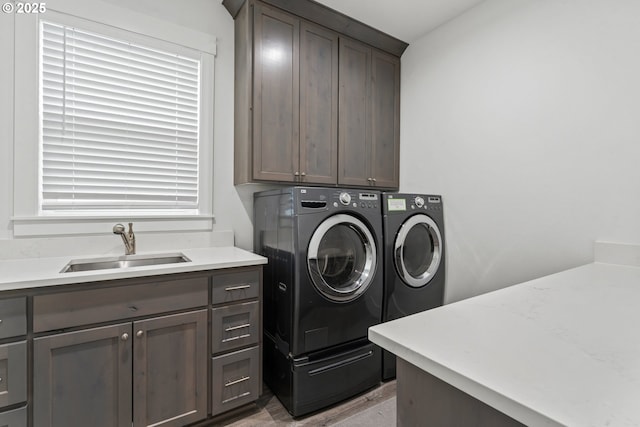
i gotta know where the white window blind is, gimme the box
[40,21,201,212]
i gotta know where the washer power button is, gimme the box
[414,196,425,208]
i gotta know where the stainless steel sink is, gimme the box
[61,253,191,273]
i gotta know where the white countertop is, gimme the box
[369,262,640,427]
[0,246,267,292]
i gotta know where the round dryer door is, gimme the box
[395,214,443,288]
[307,214,377,302]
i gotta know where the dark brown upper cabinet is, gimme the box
[338,39,400,188]
[251,3,301,183]
[226,0,406,189]
[300,21,339,184]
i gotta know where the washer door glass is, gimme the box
[308,214,377,302]
[395,214,442,288]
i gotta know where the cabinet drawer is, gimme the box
[0,341,27,409]
[0,406,27,427]
[211,301,259,354]
[211,346,260,416]
[212,268,260,305]
[0,298,26,340]
[34,276,208,332]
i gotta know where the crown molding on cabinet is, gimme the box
[222,0,409,57]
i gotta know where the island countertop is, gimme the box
[369,261,640,426]
[0,246,267,292]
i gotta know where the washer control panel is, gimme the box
[358,192,379,209]
[298,188,379,210]
[332,191,378,209]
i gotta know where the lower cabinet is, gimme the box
[0,297,28,427]
[210,267,262,417]
[0,341,27,410]
[0,406,27,427]
[5,265,262,425]
[211,300,260,354]
[34,323,131,427]
[134,311,207,427]
[34,310,207,427]
[211,346,260,416]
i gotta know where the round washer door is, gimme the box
[307,214,377,302]
[394,214,443,288]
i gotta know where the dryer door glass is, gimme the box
[395,214,442,288]
[307,214,377,302]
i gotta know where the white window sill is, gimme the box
[12,214,214,237]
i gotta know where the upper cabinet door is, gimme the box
[299,21,338,185]
[338,38,371,187]
[370,50,400,189]
[338,38,400,189]
[252,3,300,182]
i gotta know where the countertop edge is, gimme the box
[368,328,562,427]
[0,246,267,293]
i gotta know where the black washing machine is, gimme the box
[254,187,383,416]
[381,193,446,380]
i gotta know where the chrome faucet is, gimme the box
[113,223,136,255]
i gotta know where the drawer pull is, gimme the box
[222,333,250,343]
[225,284,251,292]
[225,376,250,387]
[225,323,250,332]
[0,377,3,383]
[0,319,3,324]
[222,391,251,404]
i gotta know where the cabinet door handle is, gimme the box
[121,333,129,341]
[0,319,3,325]
[225,323,250,332]
[225,284,251,292]
[225,376,250,387]
[222,333,251,343]
[221,391,251,404]
[372,178,376,183]
[136,330,144,338]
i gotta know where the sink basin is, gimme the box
[61,253,191,273]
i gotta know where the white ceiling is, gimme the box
[314,0,485,43]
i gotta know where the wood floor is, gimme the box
[209,380,397,426]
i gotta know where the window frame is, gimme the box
[12,5,216,237]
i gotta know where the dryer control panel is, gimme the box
[385,194,443,213]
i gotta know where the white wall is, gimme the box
[401,0,640,303]
[0,0,262,259]
[0,9,14,246]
